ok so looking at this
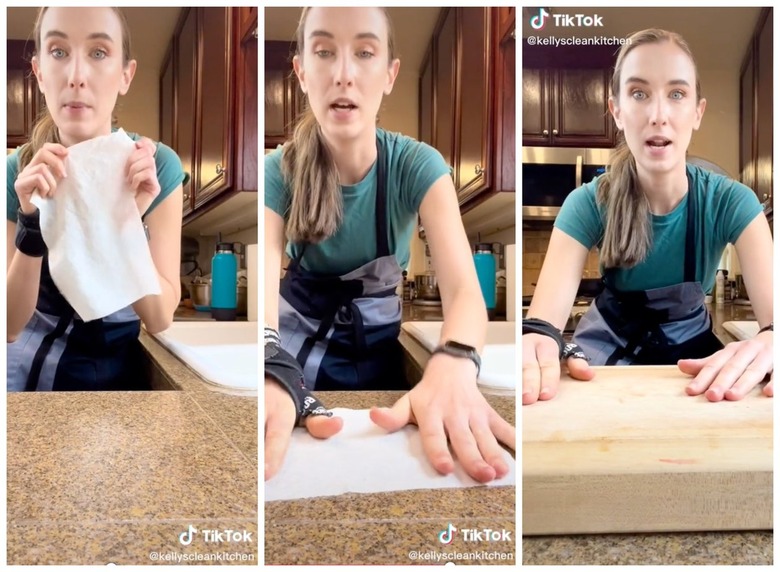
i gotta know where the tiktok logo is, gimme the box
[530,8,550,30]
[438,523,458,545]
[179,525,198,546]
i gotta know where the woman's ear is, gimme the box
[292,54,307,94]
[608,96,622,131]
[384,58,400,95]
[119,59,137,96]
[31,56,44,93]
[693,97,707,130]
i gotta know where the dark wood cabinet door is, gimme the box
[418,45,434,146]
[755,12,772,209]
[554,68,614,147]
[739,54,755,193]
[265,41,303,149]
[455,7,490,202]
[237,18,258,192]
[176,8,197,216]
[7,41,40,150]
[159,47,175,150]
[521,68,551,146]
[194,7,233,208]
[434,8,456,168]
[495,20,515,193]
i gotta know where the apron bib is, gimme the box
[573,174,724,366]
[279,138,406,391]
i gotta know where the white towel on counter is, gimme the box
[265,408,516,501]
[30,129,160,322]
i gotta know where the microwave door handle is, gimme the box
[575,155,583,187]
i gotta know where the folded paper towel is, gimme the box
[30,129,160,322]
[265,408,516,501]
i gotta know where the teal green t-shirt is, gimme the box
[554,163,763,293]
[265,128,451,275]
[7,129,187,222]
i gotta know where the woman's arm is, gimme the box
[265,207,285,331]
[6,220,43,341]
[527,227,590,329]
[132,185,183,333]
[734,213,773,328]
[419,175,486,350]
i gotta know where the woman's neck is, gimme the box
[323,129,378,185]
[636,164,689,215]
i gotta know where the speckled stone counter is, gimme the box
[265,391,516,566]
[523,531,772,565]
[7,331,258,565]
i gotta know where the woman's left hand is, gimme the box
[678,330,773,400]
[125,138,161,217]
[370,353,515,483]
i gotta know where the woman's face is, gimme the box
[293,7,400,143]
[32,7,136,146]
[609,41,706,176]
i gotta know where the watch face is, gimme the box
[445,341,476,354]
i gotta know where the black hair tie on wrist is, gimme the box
[15,208,47,258]
[758,322,773,334]
[523,317,590,361]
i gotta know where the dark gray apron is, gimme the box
[573,174,724,366]
[278,138,406,391]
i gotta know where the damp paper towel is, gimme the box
[30,129,160,322]
[265,408,516,501]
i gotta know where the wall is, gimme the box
[195,226,258,276]
[522,229,600,297]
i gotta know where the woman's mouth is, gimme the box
[329,101,358,121]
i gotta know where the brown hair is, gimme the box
[18,7,133,172]
[281,7,396,244]
[598,28,702,268]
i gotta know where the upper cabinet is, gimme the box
[264,41,305,150]
[740,7,773,220]
[160,7,258,224]
[7,41,45,150]
[522,44,617,149]
[419,7,516,212]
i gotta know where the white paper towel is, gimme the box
[265,408,516,501]
[30,129,160,322]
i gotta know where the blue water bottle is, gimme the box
[474,243,496,311]
[211,242,237,321]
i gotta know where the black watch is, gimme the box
[431,340,481,376]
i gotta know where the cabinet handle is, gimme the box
[252,28,258,39]
[552,129,559,135]
[511,29,516,40]
[216,163,226,175]
[474,164,484,175]
[762,193,770,200]
[542,129,549,135]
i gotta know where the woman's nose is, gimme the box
[67,56,88,88]
[649,98,669,125]
[334,54,355,87]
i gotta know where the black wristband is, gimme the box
[758,322,773,334]
[15,208,47,257]
[264,343,333,425]
[523,318,590,361]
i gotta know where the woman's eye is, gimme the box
[631,90,646,100]
[50,48,67,59]
[314,49,332,58]
[357,50,375,59]
[92,48,108,60]
[670,90,684,100]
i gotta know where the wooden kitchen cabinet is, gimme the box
[265,41,305,149]
[7,41,46,150]
[740,8,773,220]
[420,7,516,211]
[523,67,614,147]
[160,7,258,223]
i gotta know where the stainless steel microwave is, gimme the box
[522,147,613,221]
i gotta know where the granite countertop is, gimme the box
[265,391,516,566]
[7,331,258,566]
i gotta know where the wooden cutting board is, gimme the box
[523,366,772,535]
[722,320,759,341]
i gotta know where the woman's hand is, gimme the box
[522,333,594,405]
[264,378,343,481]
[679,331,773,400]
[14,143,69,214]
[370,354,515,483]
[125,138,161,217]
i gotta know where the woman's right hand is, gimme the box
[14,143,69,214]
[522,333,595,405]
[264,378,343,481]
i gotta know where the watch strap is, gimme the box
[432,342,481,376]
[15,208,47,258]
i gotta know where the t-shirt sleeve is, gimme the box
[144,141,188,216]
[553,181,603,249]
[7,152,21,222]
[716,179,764,245]
[264,147,289,218]
[397,140,452,213]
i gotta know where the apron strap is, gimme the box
[374,137,390,258]
[683,170,696,283]
[25,309,74,391]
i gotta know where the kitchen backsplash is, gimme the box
[522,229,600,296]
